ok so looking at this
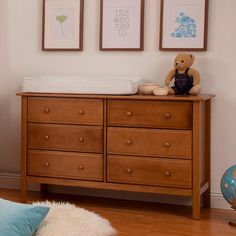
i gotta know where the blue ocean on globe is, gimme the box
[220,164,236,207]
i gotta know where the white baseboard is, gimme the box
[0,172,21,189]
[210,192,231,209]
[0,172,230,209]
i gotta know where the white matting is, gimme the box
[34,201,116,236]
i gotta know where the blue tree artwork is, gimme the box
[171,12,197,38]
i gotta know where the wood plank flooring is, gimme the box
[0,189,235,235]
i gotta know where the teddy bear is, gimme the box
[165,54,201,95]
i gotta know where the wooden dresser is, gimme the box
[19,93,214,219]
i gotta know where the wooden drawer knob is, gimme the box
[44,135,50,140]
[126,140,133,145]
[79,110,85,115]
[44,108,50,113]
[79,164,85,170]
[164,142,171,148]
[164,113,171,119]
[79,137,85,143]
[44,162,50,167]
[126,168,133,174]
[165,171,171,177]
[126,111,133,117]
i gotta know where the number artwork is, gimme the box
[113,9,130,37]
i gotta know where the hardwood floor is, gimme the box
[0,188,235,235]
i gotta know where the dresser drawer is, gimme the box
[107,127,192,159]
[108,100,192,129]
[28,98,103,125]
[28,150,103,181]
[108,155,192,188]
[28,123,103,153]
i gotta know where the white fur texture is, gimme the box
[33,201,116,236]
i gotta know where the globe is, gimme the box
[220,164,236,207]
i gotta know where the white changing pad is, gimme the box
[22,76,141,95]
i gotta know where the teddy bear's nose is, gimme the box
[176,63,178,66]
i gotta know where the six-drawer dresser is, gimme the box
[19,93,214,219]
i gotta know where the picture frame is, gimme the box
[159,0,209,51]
[100,0,145,51]
[42,0,84,51]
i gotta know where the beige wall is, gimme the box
[0,0,236,203]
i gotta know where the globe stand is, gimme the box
[229,205,236,227]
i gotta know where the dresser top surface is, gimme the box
[17,93,215,101]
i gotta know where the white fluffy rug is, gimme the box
[33,201,116,236]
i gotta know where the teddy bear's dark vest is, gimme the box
[172,68,194,94]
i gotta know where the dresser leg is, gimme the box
[21,96,28,203]
[203,187,211,208]
[192,101,201,220]
[40,184,48,193]
[21,177,28,203]
[192,193,201,220]
[203,100,211,209]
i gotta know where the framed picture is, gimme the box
[159,0,208,51]
[100,0,145,51]
[42,0,84,51]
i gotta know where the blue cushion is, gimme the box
[0,198,49,236]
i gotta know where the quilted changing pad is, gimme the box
[22,76,141,95]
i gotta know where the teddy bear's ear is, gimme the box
[189,54,195,61]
